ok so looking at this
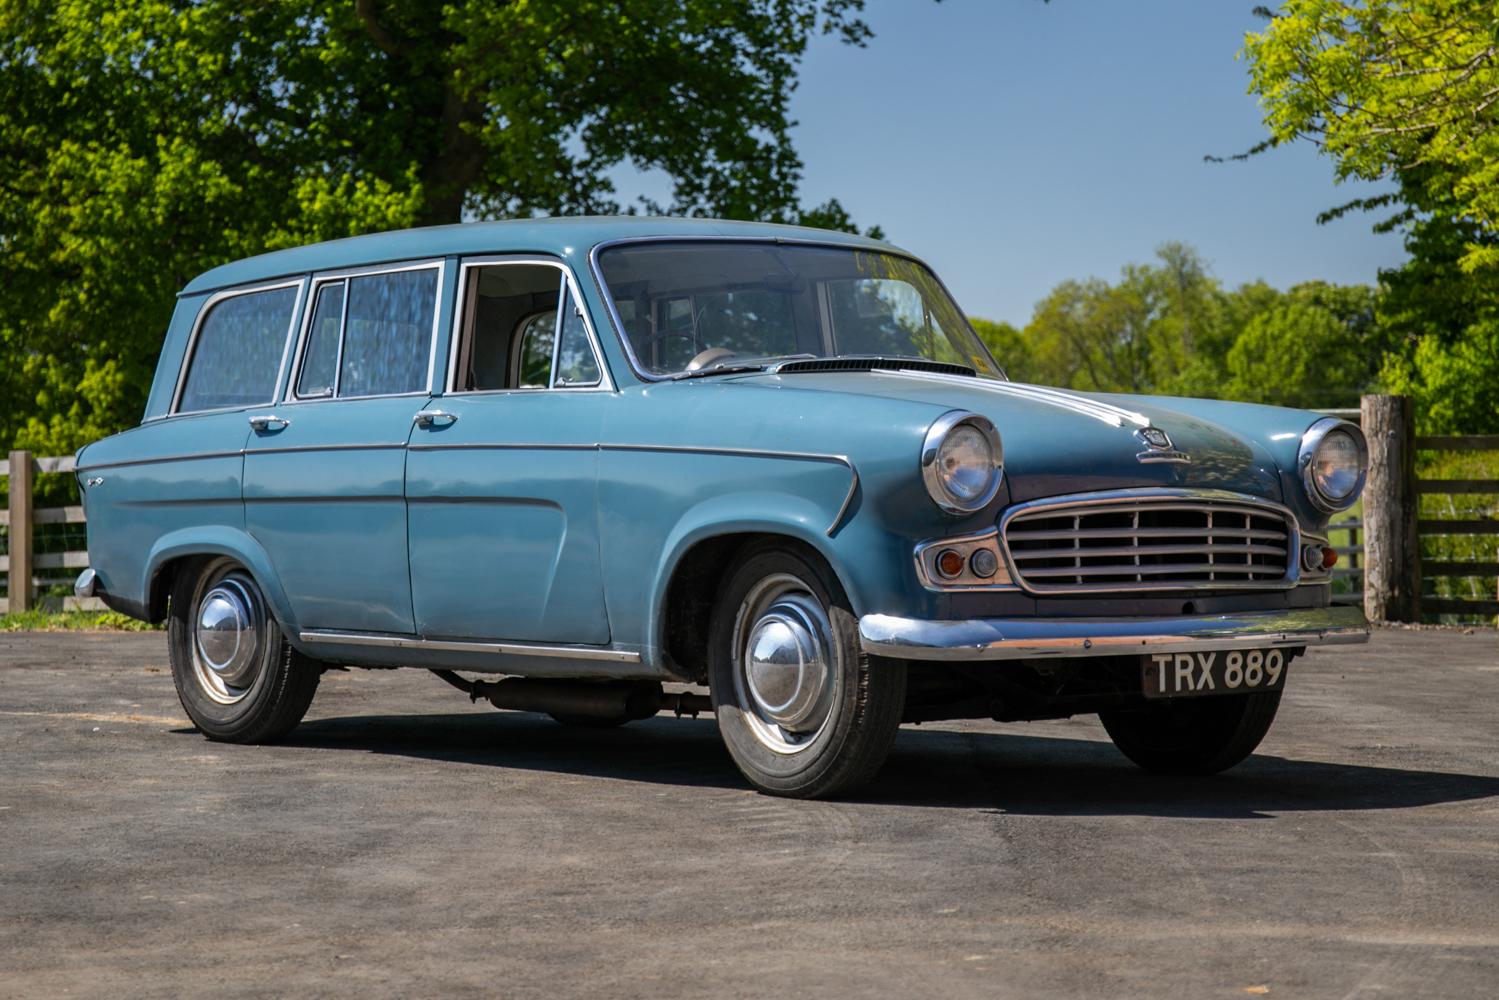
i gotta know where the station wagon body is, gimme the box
[76,218,1371,798]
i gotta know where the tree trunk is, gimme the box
[1362,394,1421,623]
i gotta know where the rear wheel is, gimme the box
[708,543,905,799]
[168,557,321,743]
[1099,691,1281,775]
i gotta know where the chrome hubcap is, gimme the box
[733,574,838,754]
[191,571,265,705]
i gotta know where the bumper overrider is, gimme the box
[858,605,1369,662]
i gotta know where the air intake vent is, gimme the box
[1002,493,1296,594]
[775,357,976,377]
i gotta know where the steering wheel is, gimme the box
[685,347,738,372]
[632,330,699,354]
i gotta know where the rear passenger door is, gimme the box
[243,261,446,635]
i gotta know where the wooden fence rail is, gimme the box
[2,450,100,614]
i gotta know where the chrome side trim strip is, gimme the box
[298,630,642,663]
[859,605,1370,662]
[76,449,247,474]
[599,443,859,536]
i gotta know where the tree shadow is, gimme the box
[276,711,1499,819]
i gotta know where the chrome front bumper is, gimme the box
[859,605,1369,662]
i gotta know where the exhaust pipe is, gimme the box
[432,671,714,720]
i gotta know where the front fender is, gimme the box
[642,491,867,668]
[143,526,298,634]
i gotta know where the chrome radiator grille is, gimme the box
[1001,495,1296,594]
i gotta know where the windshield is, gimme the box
[595,241,1002,378]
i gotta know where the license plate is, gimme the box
[1141,649,1289,699]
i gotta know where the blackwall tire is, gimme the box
[708,543,905,799]
[168,557,321,744]
[1099,690,1282,775]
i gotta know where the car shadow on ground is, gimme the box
[276,710,1499,819]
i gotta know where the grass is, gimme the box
[0,609,161,632]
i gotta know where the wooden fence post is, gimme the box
[1361,395,1421,622]
[7,449,33,614]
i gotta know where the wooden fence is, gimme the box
[1,450,100,614]
[3,397,1496,622]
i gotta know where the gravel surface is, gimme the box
[2,629,1497,999]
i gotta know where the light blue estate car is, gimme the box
[75,217,1371,798]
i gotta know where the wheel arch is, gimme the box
[650,498,863,681]
[142,527,297,632]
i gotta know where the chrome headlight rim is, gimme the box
[1298,417,1368,513]
[921,410,1004,515]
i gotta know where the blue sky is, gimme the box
[635,1,1408,327]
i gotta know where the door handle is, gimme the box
[413,409,458,428]
[248,414,290,432]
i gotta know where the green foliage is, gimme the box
[1244,2,1499,432]
[975,243,1387,407]
[0,609,159,632]
[0,0,879,454]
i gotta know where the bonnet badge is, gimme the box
[1135,426,1191,464]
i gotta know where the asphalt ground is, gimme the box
[2,627,1497,999]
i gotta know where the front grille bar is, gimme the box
[1000,490,1300,595]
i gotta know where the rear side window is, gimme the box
[176,285,299,413]
[293,266,439,399]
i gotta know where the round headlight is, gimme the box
[921,411,1003,514]
[1298,418,1368,512]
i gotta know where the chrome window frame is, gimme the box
[586,235,1007,384]
[445,255,613,395]
[169,278,307,417]
[280,259,446,406]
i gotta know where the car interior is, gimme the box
[456,264,564,391]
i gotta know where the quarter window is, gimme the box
[177,285,299,414]
[295,282,345,398]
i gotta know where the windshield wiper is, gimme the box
[666,354,815,381]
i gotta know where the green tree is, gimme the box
[968,317,1030,381]
[1244,1,1499,431]
[0,0,880,454]
[1223,283,1383,408]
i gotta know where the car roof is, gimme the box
[180,216,900,295]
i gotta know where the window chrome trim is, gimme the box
[585,235,1006,384]
[1298,417,1369,513]
[298,630,641,663]
[998,488,1304,596]
[170,278,307,416]
[445,255,614,395]
[280,259,446,406]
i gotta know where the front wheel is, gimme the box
[168,557,321,744]
[1099,691,1282,775]
[708,543,905,799]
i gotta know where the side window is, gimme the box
[454,262,604,392]
[339,269,439,397]
[514,312,556,389]
[295,282,345,398]
[177,285,299,413]
[555,286,601,387]
[292,266,439,400]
